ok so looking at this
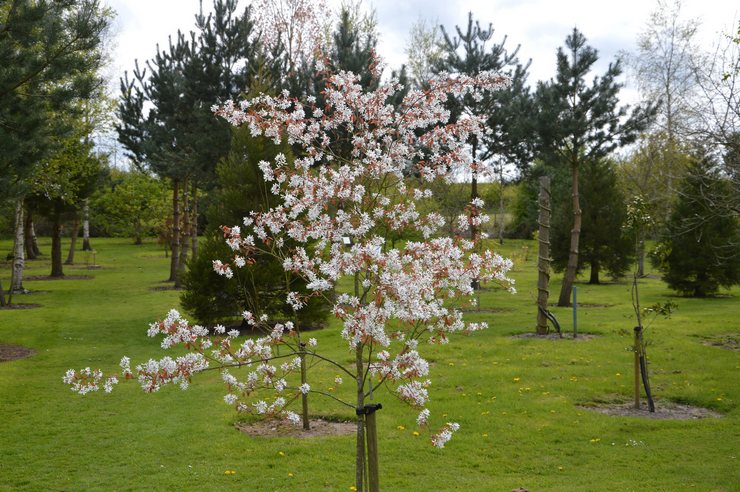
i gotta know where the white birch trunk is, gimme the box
[11,200,26,293]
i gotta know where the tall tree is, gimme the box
[534,28,654,306]
[405,17,443,89]
[551,158,634,284]
[0,0,111,301]
[27,118,103,278]
[0,0,111,199]
[624,0,702,223]
[653,157,739,296]
[116,0,263,287]
[435,12,531,253]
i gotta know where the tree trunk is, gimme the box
[169,179,180,283]
[133,217,143,245]
[0,279,6,307]
[588,259,600,284]
[191,184,198,260]
[470,137,480,290]
[82,198,92,251]
[636,232,645,277]
[558,163,581,307]
[24,209,37,260]
[10,200,26,294]
[30,218,41,256]
[536,177,552,335]
[65,214,80,265]
[176,178,190,289]
[50,214,64,278]
[497,165,505,244]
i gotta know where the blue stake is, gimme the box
[573,286,578,338]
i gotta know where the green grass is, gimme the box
[0,237,738,491]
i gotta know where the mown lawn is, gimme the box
[0,237,737,491]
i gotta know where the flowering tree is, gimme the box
[252,0,328,74]
[65,67,514,490]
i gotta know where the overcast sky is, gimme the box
[104,0,737,101]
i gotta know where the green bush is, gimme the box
[181,126,332,327]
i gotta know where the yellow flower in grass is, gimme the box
[397,425,405,431]
[224,470,236,475]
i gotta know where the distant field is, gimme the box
[0,237,738,491]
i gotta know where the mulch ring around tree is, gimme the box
[0,344,35,362]
[579,400,722,420]
[511,332,599,341]
[236,417,355,438]
[0,303,42,310]
[24,275,94,281]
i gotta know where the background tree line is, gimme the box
[1,0,737,311]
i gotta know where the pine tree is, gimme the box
[0,0,111,199]
[551,158,634,284]
[654,158,739,296]
[116,0,263,286]
[435,12,531,249]
[534,28,654,306]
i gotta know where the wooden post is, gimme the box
[299,342,310,431]
[634,326,641,409]
[536,176,552,335]
[364,404,382,492]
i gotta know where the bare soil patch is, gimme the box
[0,303,42,310]
[25,275,94,281]
[236,417,355,438]
[580,400,722,420]
[699,333,739,352]
[511,332,598,341]
[0,344,35,362]
[461,307,514,313]
[150,285,180,292]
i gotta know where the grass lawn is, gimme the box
[0,237,738,491]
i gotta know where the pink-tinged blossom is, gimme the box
[67,68,514,458]
[416,408,430,427]
[431,422,460,448]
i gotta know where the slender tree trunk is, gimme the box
[588,259,600,284]
[30,219,40,256]
[354,272,366,491]
[536,177,552,335]
[133,217,143,245]
[24,209,36,260]
[50,214,64,278]
[636,230,645,277]
[497,169,505,244]
[558,163,581,307]
[470,138,480,290]
[169,179,180,283]
[176,178,190,289]
[191,184,198,259]
[82,198,92,251]
[0,279,6,307]
[11,200,26,294]
[65,214,80,265]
